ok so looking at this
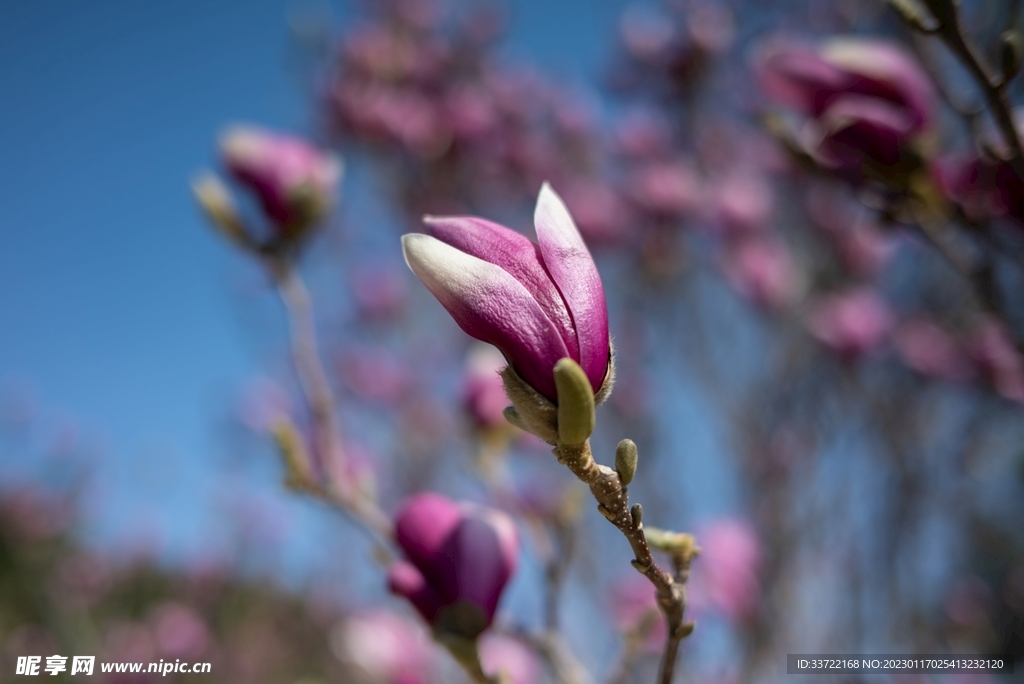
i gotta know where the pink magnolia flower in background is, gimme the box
[330,609,434,684]
[462,344,512,430]
[893,318,974,383]
[150,602,209,659]
[756,37,934,170]
[387,493,519,639]
[968,316,1024,403]
[479,634,542,684]
[934,150,1024,227]
[220,126,341,234]
[721,236,798,311]
[711,172,774,236]
[628,159,702,217]
[807,288,894,360]
[691,518,763,622]
[402,183,611,402]
[611,574,666,652]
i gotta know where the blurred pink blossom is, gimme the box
[614,107,673,158]
[934,150,1024,227]
[756,37,934,171]
[807,289,893,359]
[351,263,409,320]
[479,634,542,684]
[968,316,1024,403]
[151,602,209,658]
[0,487,73,542]
[893,319,973,382]
[221,126,340,232]
[711,172,774,235]
[629,160,701,216]
[611,574,666,652]
[721,237,798,310]
[340,348,412,404]
[330,608,434,684]
[620,5,677,64]
[559,177,634,244]
[692,518,763,621]
[461,344,509,430]
[944,575,993,627]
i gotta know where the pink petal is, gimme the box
[423,215,579,361]
[393,493,463,567]
[434,514,518,622]
[403,234,570,400]
[387,561,443,624]
[532,183,610,392]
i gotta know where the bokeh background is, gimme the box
[3,0,1024,682]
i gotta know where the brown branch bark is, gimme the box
[554,441,690,684]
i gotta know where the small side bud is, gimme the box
[615,439,639,485]
[553,358,595,446]
[675,621,696,639]
[192,173,250,247]
[630,503,643,528]
[1002,30,1023,83]
[270,417,316,491]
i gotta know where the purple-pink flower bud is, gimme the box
[756,38,934,169]
[402,183,611,402]
[220,126,340,234]
[387,493,519,639]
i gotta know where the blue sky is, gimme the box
[0,0,636,568]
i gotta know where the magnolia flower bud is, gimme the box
[402,183,615,443]
[755,37,934,172]
[402,183,613,404]
[220,126,341,238]
[615,439,639,485]
[387,493,519,640]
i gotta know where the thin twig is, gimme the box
[512,628,594,684]
[606,611,660,684]
[553,441,691,684]
[925,1,1024,178]
[271,259,393,543]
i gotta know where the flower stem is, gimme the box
[271,259,393,543]
[553,440,692,684]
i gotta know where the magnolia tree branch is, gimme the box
[554,440,694,684]
[270,259,393,543]
[502,357,696,684]
[474,447,594,684]
[894,0,1024,175]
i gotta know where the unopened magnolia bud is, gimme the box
[270,417,315,490]
[192,174,250,247]
[553,358,595,445]
[1002,30,1023,83]
[616,439,639,485]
